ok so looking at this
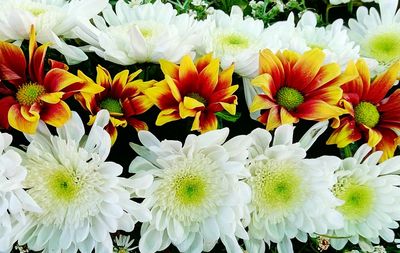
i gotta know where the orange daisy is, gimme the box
[145,54,238,133]
[0,27,102,134]
[75,65,155,144]
[327,59,400,161]
[249,48,357,130]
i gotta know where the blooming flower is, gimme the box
[15,110,151,252]
[75,65,155,144]
[249,48,356,130]
[198,5,269,77]
[244,122,344,253]
[0,132,40,252]
[145,54,238,133]
[0,0,108,64]
[348,0,400,74]
[329,144,400,252]
[76,0,200,65]
[296,11,360,69]
[330,0,379,4]
[129,128,251,253]
[327,59,400,161]
[0,27,103,134]
[113,235,137,253]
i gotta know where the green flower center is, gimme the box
[354,101,380,128]
[16,83,46,106]
[139,28,153,38]
[368,32,400,63]
[47,169,80,203]
[173,173,207,206]
[100,98,123,114]
[251,160,303,212]
[220,34,249,49]
[276,87,304,111]
[187,92,207,105]
[334,178,375,220]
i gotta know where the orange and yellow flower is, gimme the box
[75,66,155,144]
[0,27,102,134]
[249,48,357,130]
[145,54,238,133]
[327,59,400,161]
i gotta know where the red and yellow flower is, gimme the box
[249,48,357,130]
[145,54,238,133]
[327,59,400,161]
[75,66,155,144]
[0,27,102,134]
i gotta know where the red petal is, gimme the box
[43,68,83,92]
[199,111,218,133]
[0,41,26,85]
[111,70,129,98]
[326,118,362,148]
[127,118,148,132]
[40,101,71,127]
[48,59,69,70]
[30,43,49,84]
[8,104,39,133]
[294,99,345,121]
[0,96,17,129]
[122,95,153,117]
[374,128,399,162]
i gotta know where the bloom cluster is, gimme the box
[0,0,400,253]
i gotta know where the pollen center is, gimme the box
[368,32,400,63]
[47,169,80,203]
[187,92,207,105]
[354,101,380,128]
[220,33,249,50]
[173,173,206,205]
[276,87,304,111]
[100,98,123,114]
[334,179,375,221]
[16,83,46,106]
[250,160,303,213]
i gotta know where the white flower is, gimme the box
[0,132,40,252]
[348,0,400,74]
[76,0,200,65]
[297,11,360,69]
[113,235,137,253]
[0,0,107,64]
[129,128,251,253]
[244,122,344,253]
[330,0,379,5]
[329,144,400,252]
[198,6,269,77]
[14,110,151,253]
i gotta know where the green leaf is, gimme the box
[215,111,241,122]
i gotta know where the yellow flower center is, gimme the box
[334,178,375,220]
[276,87,304,111]
[368,32,400,63]
[187,92,207,105]
[139,28,153,38]
[173,173,207,206]
[354,101,380,128]
[220,34,249,50]
[16,83,46,106]
[100,98,123,114]
[47,169,80,203]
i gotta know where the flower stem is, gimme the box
[342,145,353,158]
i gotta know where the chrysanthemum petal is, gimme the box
[179,55,198,94]
[265,106,281,131]
[0,96,16,129]
[196,54,213,73]
[156,109,181,126]
[199,112,218,133]
[0,42,26,84]
[40,92,64,104]
[179,102,197,119]
[365,126,383,147]
[160,59,179,81]
[166,75,182,102]
[327,118,361,148]
[144,81,175,109]
[8,104,38,134]
[198,58,220,97]
[43,69,83,92]
[250,95,276,112]
[251,74,276,98]
[122,95,153,117]
[303,63,341,93]
[374,128,399,162]
[111,70,129,98]
[127,118,148,132]
[295,100,345,121]
[40,101,72,127]
[259,49,284,90]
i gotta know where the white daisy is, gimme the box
[197,6,269,77]
[330,0,379,5]
[113,235,137,253]
[14,110,151,253]
[329,144,400,252]
[129,128,251,253]
[348,0,400,74]
[0,0,108,64]
[297,11,359,69]
[76,0,200,65]
[0,132,40,252]
[244,122,344,253]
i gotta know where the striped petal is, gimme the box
[122,95,153,117]
[30,43,50,84]
[251,74,276,99]
[259,49,284,90]
[8,104,39,134]
[215,65,234,91]
[127,118,148,132]
[280,108,298,125]
[250,95,276,112]
[96,65,112,90]
[365,126,383,147]
[179,102,197,119]
[327,118,361,148]
[295,99,345,121]
[155,109,180,126]
[374,128,399,162]
[303,62,341,93]
[40,92,64,104]
[198,58,219,97]
[178,55,198,94]
[105,122,118,145]
[264,106,281,131]
[0,41,26,84]
[196,53,213,73]
[43,69,83,92]
[144,81,175,109]
[111,70,129,98]
[199,112,218,133]
[183,96,205,110]
[40,101,71,127]
[160,59,179,81]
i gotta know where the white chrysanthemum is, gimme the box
[129,128,251,253]
[14,110,151,253]
[297,11,359,69]
[0,0,107,64]
[113,235,137,253]
[197,6,269,77]
[348,0,400,74]
[329,144,400,252]
[244,122,344,253]
[0,132,40,252]
[76,0,200,65]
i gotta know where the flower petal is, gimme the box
[40,101,72,127]
[295,99,345,121]
[199,112,218,133]
[0,41,26,84]
[43,69,83,92]
[8,104,39,133]
[327,118,361,148]
[0,96,16,129]
[156,109,180,126]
